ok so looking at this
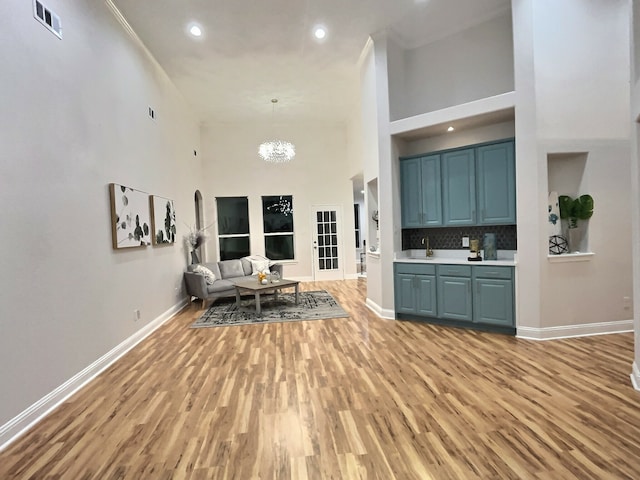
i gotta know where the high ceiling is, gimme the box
[111,0,511,124]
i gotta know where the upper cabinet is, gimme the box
[400,154,442,228]
[400,139,516,229]
[442,149,476,226]
[476,141,516,225]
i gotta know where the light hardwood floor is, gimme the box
[1,279,640,479]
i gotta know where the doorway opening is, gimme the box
[194,190,204,261]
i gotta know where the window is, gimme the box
[216,197,250,260]
[262,195,294,260]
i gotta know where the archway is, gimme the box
[194,190,204,261]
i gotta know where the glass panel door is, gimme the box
[312,205,344,281]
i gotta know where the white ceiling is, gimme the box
[111,0,511,124]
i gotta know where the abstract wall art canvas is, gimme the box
[150,195,176,245]
[109,183,152,249]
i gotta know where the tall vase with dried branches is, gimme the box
[187,226,209,264]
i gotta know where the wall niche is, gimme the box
[547,151,593,257]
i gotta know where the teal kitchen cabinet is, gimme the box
[473,266,514,327]
[394,263,516,334]
[394,263,437,317]
[441,148,476,226]
[476,141,516,225]
[400,139,516,229]
[436,265,472,322]
[400,155,442,228]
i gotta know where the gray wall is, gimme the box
[388,12,514,121]
[0,0,202,428]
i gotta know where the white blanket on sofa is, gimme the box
[243,255,272,275]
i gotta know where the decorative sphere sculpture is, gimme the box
[549,235,569,255]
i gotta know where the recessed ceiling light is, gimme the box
[189,24,202,37]
[447,126,455,132]
[313,26,327,40]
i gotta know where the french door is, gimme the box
[312,205,344,281]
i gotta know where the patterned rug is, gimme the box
[190,290,349,328]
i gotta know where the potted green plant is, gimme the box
[558,194,594,252]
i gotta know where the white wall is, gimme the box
[360,41,380,186]
[389,12,514,121]
[540,142,632,328]
[513,0,632,332]
[403,121,515,156]
[629,0,640,388]
[387,35,407,123]
[533,0,630,140]
[199,121,356,280]
[358,41,383,310]
[0,0,201,429]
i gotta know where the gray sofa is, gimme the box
[184,258,283,307]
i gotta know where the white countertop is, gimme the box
[394,249,517,266]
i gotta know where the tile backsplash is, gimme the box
[402,225,517,251]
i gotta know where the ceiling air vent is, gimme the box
[33,0,62,39]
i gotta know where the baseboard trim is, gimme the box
[365,298,382,317]
[365,298,395,320]
[631,361,640,392]
[380,308,395,319]
[289,276,314,282]
[0,298,188,453]
[517,319,633,340]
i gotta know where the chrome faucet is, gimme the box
[422,237,434,257]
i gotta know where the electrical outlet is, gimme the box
[623,297,632,310]
[462,236,470,248]
[134,309,141,321]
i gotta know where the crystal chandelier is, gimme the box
[259,139,295,163]
[259,99,295,163]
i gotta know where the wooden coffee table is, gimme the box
[230,277,300,315]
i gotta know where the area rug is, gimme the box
[190,290,349,328]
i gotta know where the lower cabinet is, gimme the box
[394,263,437,317]
[394,262,515,334]
[437,265,472,322]
[473,266,514,327]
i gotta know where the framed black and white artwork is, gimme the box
[109,183,152,249]
[150,195,176,245]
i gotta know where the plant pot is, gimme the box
[567,227,583,253]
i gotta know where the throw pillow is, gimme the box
[193,265,216,285]
[218,260,245,279]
